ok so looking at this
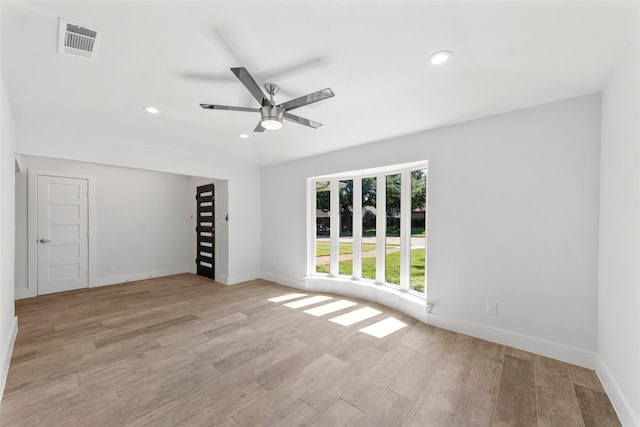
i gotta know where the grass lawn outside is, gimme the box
[316,248,425,292]
[316,241,377,257]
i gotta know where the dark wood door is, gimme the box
[196,183,215,280]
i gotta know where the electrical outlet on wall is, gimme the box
[486,301,498,315]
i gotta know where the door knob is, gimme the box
[39,239,51,243]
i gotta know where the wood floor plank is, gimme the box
[492,354,537,427]
[567,363,606,393]
[448,340,504,427]
[534,355,584,426]
[574,384,622,427]
[301,342,386,412]
[353,388,414,427]
[263,398,321,427]
[310,398,364,427]
[232,353,345,426]
[388,340,446,400]
[401,340,475,427]
[340,343,415,412]
[0,274,622,426]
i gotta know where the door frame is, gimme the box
[27,169,96,297]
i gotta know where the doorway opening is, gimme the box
[196,183,215,280]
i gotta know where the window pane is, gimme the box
[339,180,353,275]
[385,174,401,285]
[410,169,427,293]
[315,180,330,273]
[362,177,377,280]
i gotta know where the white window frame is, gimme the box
[307,160,428,298]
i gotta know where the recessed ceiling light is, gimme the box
[238,133,249,139]
[428,51,453,65]
[145,107,159,114]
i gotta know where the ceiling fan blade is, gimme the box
[254,121,266,132]
[283,112,322,129]
[211,27,245,66]
[230,67,272,107]
[200,104,260,113]
[262,57,327,81]
[182,72,234,83]
[278,88,335,112]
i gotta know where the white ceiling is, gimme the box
[2,1,639,167]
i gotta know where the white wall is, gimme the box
[14,123,261,285]
[597,33,640,427]
[261,94,601,367]
[14,156,194,295]
[0,76,17,401]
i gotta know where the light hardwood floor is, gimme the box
[0,274,620,426]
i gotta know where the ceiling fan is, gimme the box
[200,67,334,132]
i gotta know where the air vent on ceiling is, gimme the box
[57,18,103,60]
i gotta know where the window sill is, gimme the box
[304,275,431,323]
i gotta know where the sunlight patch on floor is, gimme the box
[329,306,382,326]
[359,317,407,338]
[284,295,333,308]
[268,293,308,303]
[304,300,358,317]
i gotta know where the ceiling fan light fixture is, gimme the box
[428,50,453,65]
[261,106,284,130]
[261,119,282,130]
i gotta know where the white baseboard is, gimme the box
[92,266,190,287]
[14,288,33,300]
[595,355,639,427]
[0,316,18,402]
[265,274,595,369]
[261,272,306,289]
[215,274,229,285]
[425,312,595,369]
[227,272,261,285]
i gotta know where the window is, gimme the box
[315,180,330,273]
[361,177,377,281]
[309,161,428,297]
[339,180,353,275]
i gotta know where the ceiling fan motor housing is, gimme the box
[261,105,284,123]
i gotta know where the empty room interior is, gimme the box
[1,1,639,426]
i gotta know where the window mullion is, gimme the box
[353,178,362,279]
[308,179,317,276]
[375,174,386,284]
[330,179,340,276]
[400,170,411,291]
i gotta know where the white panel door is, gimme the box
[37,175,89,295]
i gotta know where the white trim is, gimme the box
[595,355,640,427]
[14,289,31,300]
[0,316,18,402]
[306,179,316,276]
[312,160,430,180]
[15,154,24,173]
[309,161,429,293]
[400,169,411,290]
[92,266,190,287]
[226,271,261,285]
[215,274,229,285]
[27,169,96,296]
[426,309,595,369]
[300,275,594,369]
[261,272,306,290]
[375,174,386,284]
[329,180,339,276]
[352,178,362,279]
